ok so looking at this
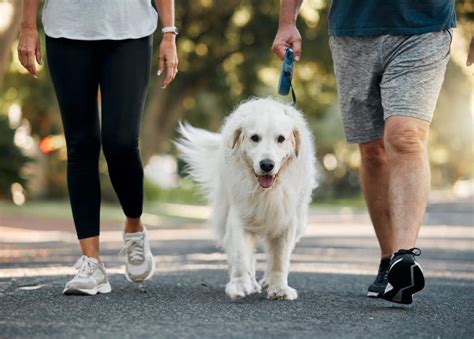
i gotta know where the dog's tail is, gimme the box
[175,122,221,200]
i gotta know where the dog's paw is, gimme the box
[258,277,269,289]
[225,278,260,300]
[267,284,298,300]
[251,279,262,294]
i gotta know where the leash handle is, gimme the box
[279,48,297,105]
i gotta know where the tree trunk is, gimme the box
[0,0,22,90]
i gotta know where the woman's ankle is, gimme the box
[124,217,144,233]
[79,235,100,261]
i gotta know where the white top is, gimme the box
[42,0,158,40]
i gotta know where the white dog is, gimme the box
[176,97,316,300]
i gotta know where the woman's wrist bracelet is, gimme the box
[161,26,179,35]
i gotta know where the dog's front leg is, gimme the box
[263,224,298,300]
[223,208,261,300]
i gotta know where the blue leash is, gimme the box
[278,48,297,105]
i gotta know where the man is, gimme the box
[272,0,460,304]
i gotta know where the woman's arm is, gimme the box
[155,0,178,88]
[18,0,42,78]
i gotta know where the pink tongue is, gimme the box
[258,175,274,188]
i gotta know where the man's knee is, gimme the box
[359,138,386,167]
[384,117,429,156]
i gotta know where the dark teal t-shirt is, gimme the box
[328,0,456,36]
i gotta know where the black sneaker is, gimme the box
[367,257,390,298]
[383,248,425,304]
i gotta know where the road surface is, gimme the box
[0,200,473,338]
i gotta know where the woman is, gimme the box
[18,0,178,295]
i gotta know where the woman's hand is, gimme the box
[18,26,42,78]
[158,33,178,88]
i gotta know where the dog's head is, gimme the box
[227,99,302,189]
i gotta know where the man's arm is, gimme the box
[466,37,474,67]
[272,0,303,61]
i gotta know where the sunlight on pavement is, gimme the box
[1,260,473,280]
[0,227,77,243]
[2,224,472,243]
[1,221,473,281]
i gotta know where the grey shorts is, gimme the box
[329,30,452,144]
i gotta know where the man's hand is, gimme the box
[158,33,178,89]
[272,24,302,61]
[18,26,42,78]
[466,37,474,67]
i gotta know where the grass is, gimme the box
[0,200,211,223]
[313,195,366,209]
[0,200,123,221]
[0,194,366,223]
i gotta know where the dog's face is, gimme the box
[231,109,300,189]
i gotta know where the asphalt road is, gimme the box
[0,200,473,338]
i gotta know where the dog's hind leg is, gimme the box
[223,208,261,300]
[262,222,298,300]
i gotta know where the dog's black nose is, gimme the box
[260,159,274,173]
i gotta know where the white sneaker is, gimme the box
[63,256,112,295]
[119,225,155,282]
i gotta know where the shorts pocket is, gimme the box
[445,29,453,54]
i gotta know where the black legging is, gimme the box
[46,35,152,239]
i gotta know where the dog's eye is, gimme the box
[251,134,260,142]
[277,135,285,143]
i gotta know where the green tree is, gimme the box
[0,0,22,90]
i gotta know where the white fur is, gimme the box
[175,97,317,300]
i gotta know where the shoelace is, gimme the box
[395,248,422,256]
[119,237,145,264]
[73,255,97,277]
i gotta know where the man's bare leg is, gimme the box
[374,116,430,303]
[384,116,430,250]
[359,138,393,258]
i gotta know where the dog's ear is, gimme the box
[293,129,301,157]
[228,128,242,149]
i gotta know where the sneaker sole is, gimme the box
[383,259,424,304]
[367,290,382,298]
[125,255,156,283]
[63,282,112,296]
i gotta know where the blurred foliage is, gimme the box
[142,0,336,158]
[144,177,203,205]
[0,116,30,199]
[0,0,472,203]
[430,61,473,187]
[456,0,474,24]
